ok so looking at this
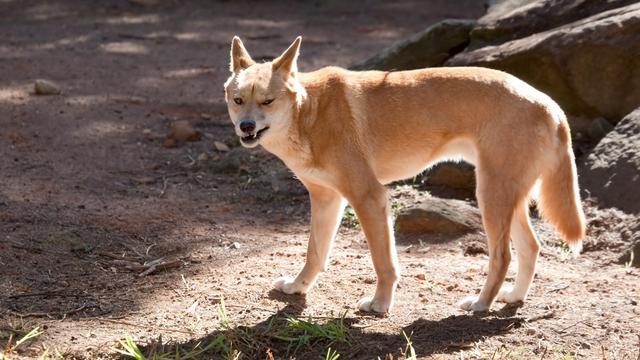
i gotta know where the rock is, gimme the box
[447,3,640,130]
[34,79,61,95]
[350,19,476,71]
[162,138,177,148]
[395,196,482,236]
[169,120,201,142]
[213,141,230,152]
[425,162,475,192]
[588,118,614,142]
[581,108,640,214]
[470,0,637,48]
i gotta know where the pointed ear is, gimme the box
[230,36,255,73]
[272,36,302,76]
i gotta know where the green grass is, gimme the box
[624,250,635,269]
[275,312,349,354]
[342,202,403,229]
[114,299,350,360]
[1,326,44,360]
[342,206,359,227]
[325,347,340,360]
[402,331,416,360]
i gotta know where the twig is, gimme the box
[138,259,182,276]
[159,176,168,197]
[547,284,569,293]
[9,304,87,318]
[122,243,147,260]
[8,290,70,299]
[540,346,548,359]
[97,251,140,262]
[526,311,555,323]
[556,319,586,334]
[96,318,194,335]
[145,243,156,256]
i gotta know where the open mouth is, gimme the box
[240,126,270,146]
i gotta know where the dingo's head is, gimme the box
[224,36,305,148]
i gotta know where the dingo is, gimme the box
[224,36,585,313]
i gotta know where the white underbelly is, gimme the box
[374,137,478,184]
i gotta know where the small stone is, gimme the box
[142,128,152,136]
[525,328,536,336]
[230,242,241,249]
[163,138,177,148]
[169,120,201,142]
[34,79,61,95]
[415,274,426,281]
[136,177,155,185]
[214,141,230,152]
[197,153,208,162]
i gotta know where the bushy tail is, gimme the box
[538,123,586,254]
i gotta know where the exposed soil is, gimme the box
[1,1,639,359]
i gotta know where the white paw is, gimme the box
[496,284,525,303]
[273,276,307,295]
[357,296,391,313]
[458,295,490,312]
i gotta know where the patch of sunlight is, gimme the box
[105,14,162,25]
[64,95,111,106]
[73,121,130,139]
[0,86,30,104]
[237,18,294,28]
[25,3,72,21]
[100,41,148,55]
[135,77,166,89]
[163,67,213,78]
[173,32,202,41]
[30,34,92,51]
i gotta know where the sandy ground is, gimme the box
[1,1,639,359]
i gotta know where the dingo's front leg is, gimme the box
[348,183,400,313]
[274,183,346,295]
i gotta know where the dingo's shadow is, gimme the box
[267,289,308,310]
[136,302,527,359]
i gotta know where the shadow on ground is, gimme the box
[135,297,525,359]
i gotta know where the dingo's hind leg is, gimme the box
[459,168,519,312]
[497,201,540,303]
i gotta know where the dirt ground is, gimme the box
[1,1,639,359]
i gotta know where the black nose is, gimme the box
[239,120,256,134]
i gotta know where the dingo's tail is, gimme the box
[538,122,586,254]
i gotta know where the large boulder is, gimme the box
[425,162,476,193]
[580,108,640,214]
[395,197,482,236]
[447,3,640,134]
[471,0,637,49]
[350,19,475,71]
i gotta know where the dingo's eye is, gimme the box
[262,99,274,106]
[233,98,243,105]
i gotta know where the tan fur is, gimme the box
[224,37,586,313]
